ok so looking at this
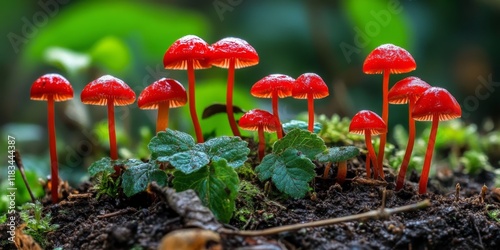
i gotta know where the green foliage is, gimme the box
[0,170,44,214]
[487,207,500,222]
[282,120,322,134]
[93,170,121,200]
[317,114,364,145]
[173,158,239,223]
[256,129,326,198]
[121,159,167,197]
[316,146,360,163]
[460,150,492,175]
[18,201,58,248]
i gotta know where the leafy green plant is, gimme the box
[256,129,326,198]
[18,201,58,248]
[316,114,363,145]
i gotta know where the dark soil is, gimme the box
[2,158,500,250]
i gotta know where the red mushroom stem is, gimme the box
[307,93,315,132]
[157,102,170,133]
[365,132,381,179]
[337,161,347,184]
[107,98,118,160]
[187,60,204,143]
[271,91,284,138]
[257,125,266,162]
[396,96,417,190]
[377,70,389,173]
[419,114,439,194]
[226,58,241,137]
[47,96,59,203]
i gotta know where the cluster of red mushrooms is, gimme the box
[350,44,462,194]
[29,36,460,203]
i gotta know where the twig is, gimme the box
[455,183,461,202]
[480,185,487,203]
[14,151,36,202]
[68,193,93,200]
[219,199,431,237]
[97,207,137,219]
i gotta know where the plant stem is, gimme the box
[419,114,439,194]
[47,96,58,203]
[365,132,382,179]
[396,97,416,190]
[219,199,430,236]
[15,151,36,203]
[108,98,117,160]
[307,93,315,132]
[226,58,241,137]
[337,161,347,184]
[377,70,390,170]
[258,127,265,162]
[156,102,170,133]
[272,91,283,138]
[187,60,204,143]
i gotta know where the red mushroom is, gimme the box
[30,73,74,203]
[412,87,461,194]
[349,110,387,179]
[250,74,295,138]
[163,35,211,143]
[138,78,187,133]
[81,75,136,160]
[363,44,416,170]
[238,109,278,161]
[388,77,431,190]
[210,37,259,137]
[292,73,329,132]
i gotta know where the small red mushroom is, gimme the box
[412,87,461,194]
[388,77,431,190]
[238,109,278,161]
[138,78,187,133]
[163,35,211,143]
[363,44,416,170]
[292,73,329,132]
[30,73,74,203]
[349,110,387,179]
[81,75,136,160]
[250,74,295,138]
[210,37,259,137]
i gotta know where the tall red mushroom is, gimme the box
[238,109,278,161]
[81,75,136,160]
[412,87,461,194]
[163,35,211,143]
[292,73,329,132]
[349,110,387,179]
[363,44,416,170]
[30,73,73,203]
[209,37,259,137]
[250,74,295,138]
[138,78,187,133]
[388,77,431,190]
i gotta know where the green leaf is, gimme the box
[256,148,316,198]
[121,159,167,197]
[88,157,113,176]
[173,159,239,223]
[273,129,326,159]
[282,120,322,134]
[169,150,210,174]
[316,146,360,163]
[203,136,250,168]
[149,129,196,161]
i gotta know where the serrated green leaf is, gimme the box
[203,136,250,168]
[173,159,239,223]
[121,159,167,197]
[282,120,322,134]
[256,148,316,199]
[88,157,113,176]
[273,129,326,159]
[148,129,196,161]
[169,150,210,174]
[316,146,360,163]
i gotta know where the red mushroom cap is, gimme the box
[412,87,462,121]
[292,73,329,99]
[349,110,387,135]
[30,73,74,101]
[209,37,259,69]
[388,77,432,104]
[250,74,295,98]
[163,35,212,70]
[239,109,278,133]
[138,78,187,109]
[81,75,136,106]
[363,44,416,74]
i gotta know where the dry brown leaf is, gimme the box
[14,224,42,250]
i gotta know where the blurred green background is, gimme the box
[1,0,499,197]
